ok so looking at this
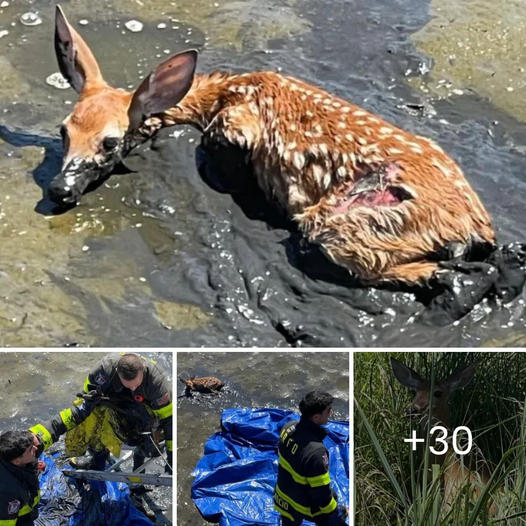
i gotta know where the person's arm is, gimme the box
[0,493,21,526]
[29,365,108,450]
[307,448,347,525]
[147,365,173,473]
[0,488,37,526]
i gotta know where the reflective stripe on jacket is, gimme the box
[0,460,40,526]
[273,418,337,523]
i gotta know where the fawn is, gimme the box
[391,357,494,512]
[49,6,496,289]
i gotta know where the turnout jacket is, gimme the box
[30,354,173,454]
[0,459,40,526]
[274,417,338,523]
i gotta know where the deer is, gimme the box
[48,6,518,321]
[179,375,224,395]
[390,357,495,514]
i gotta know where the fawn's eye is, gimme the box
[434,390,442,398]
[102,136,119,151]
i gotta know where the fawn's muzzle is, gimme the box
[48,157,100,205]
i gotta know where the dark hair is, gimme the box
[299,391,334,418]
[0,430,33,462]
[117,354,145,381]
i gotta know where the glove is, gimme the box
[34,434,45,458]
[77,388,107,403]
[164,449,173,474]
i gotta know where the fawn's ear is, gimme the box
[128,49,198,131]
[54,5,104,93]
[443,363,475,392]
[390,357,423,390]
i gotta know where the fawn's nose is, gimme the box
[48,157,96,206]
[48,178,79,205]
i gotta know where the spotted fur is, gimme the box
[152,71,495,284]
[179,376,224,393]
[52,6,494,286]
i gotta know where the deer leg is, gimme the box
[377,260,439,283]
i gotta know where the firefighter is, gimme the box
[0,431,43,526]
[274,391,347,526]
[29,353,172,476]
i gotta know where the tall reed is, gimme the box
[355,352,526,525]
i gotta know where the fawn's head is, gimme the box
[390,357,475,426]
[49,6,198,207]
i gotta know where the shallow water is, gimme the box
[176,351,349,525]
[0,351,173,522]
[0,0,525,346]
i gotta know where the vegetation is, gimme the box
[355,352,526,525]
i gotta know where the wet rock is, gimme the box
[154,300,209,330]
[482,331,526,346]
[124,20,143,33]
[111,0,309,50]
[207,1,311,50]
[46,72,71,90]
[408,0,526,122]
[20,12,42,27]
[0,56,30,101]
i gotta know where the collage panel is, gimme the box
[355,351,526,526]
[0,351,173,525]
[1,1,525,350]
[177,351,350,525]
[1,0,526,524]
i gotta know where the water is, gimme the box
[176,351,349,525]
[0,0,524,346]
[0,351,173,522]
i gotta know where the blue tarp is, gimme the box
[191,408,349,526]
[35,452,153,526]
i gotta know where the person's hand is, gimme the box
[77,389,108,403]
[33,433,45,458]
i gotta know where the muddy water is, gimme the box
[176,351,349,525]
[0,351,173,521]
[0,0,525,346]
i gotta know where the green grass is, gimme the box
[354,352,526,525]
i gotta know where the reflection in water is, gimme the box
[0,0,524,346]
